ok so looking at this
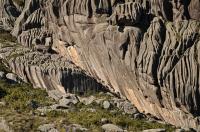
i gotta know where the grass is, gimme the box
[0,80,55,131]
[0,78,175,131]
[0,80,54,112]
[0,76,175,131]
[0,30,17,43]
[0,107,53,131]
[0,59,10,73]
[45,102,175,132]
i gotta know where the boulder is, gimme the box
[65,124,88,132]
[133,113,145,119]
[48,90,65,101]
[101,124,123,132]
[0,117,13,132]
[142,129,166,132]
[123,101,138,115]
[79,96,95,105]
[6,73,19,83]
[100,118,109,124]
[0,71,5,79]
[103,101,111,109]
[38,124,58,132]
[59,94,79,106]
[0,101,5,106]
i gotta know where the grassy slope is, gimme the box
[0,80,175,131]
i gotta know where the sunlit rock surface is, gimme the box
[1,0,200,129]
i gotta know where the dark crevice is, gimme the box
[119,35,130,60]
[61,70,109,96]
[163,0,173,21]
[182,0,191,19]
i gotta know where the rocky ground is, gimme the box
[0,67,175,132]
[0,70,175,132]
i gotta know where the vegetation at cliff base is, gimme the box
[0,30,17,43]
[0,62,174,131]
[0,78,175,131]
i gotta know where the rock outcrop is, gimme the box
[1,0,200,129]
[0,42,109,95]
[0,0,20,30]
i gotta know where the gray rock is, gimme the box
[0,71,5,79]
[175,129,186,132]
[123,101,138,115]
[103,101,111,109]
[95,98,104,105]
[6,73,19,83]
[38,124,58,132]
[175,128,196,132]
[101,118,109,124]
[45,37,52,47]
[0,101,6,106]
[0,117,13,132]
[101,124,123,132]
[86,108,96,113]
[142,129,166,132]
[65,124,88,131]
[133,113,145,119]
[79,96,95,105]
[50,104,69,110]
[59,94,79,107]
[48,90,65,101]
[105,92,114,97]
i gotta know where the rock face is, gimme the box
[1,0,200,129]
[189,0,200,21]
[0,44,108,94]
[0,0,20,30]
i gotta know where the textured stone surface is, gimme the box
[0,0,20,30]
[101,124,124,132]
[0,42,109,94]
[65,124,88,132]
[142,128,166,132]
[0,117,13,132]
[1,0,200,129]
[38,124,58,132]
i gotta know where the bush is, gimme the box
[0,30,17,43]
[0,59,10,73]
[0,80,54,112]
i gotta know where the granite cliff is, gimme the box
[0,0,200,129]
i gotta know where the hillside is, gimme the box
[0,0,200,130]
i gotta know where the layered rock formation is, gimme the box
[0,0,21,30]
[1,0,200,129]
[0,43,108,95]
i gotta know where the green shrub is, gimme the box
[0,30,17,43]
[46,105,175,132]
[0,80,54,112]
[0,59,10,72]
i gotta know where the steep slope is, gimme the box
[1,0,200,129]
